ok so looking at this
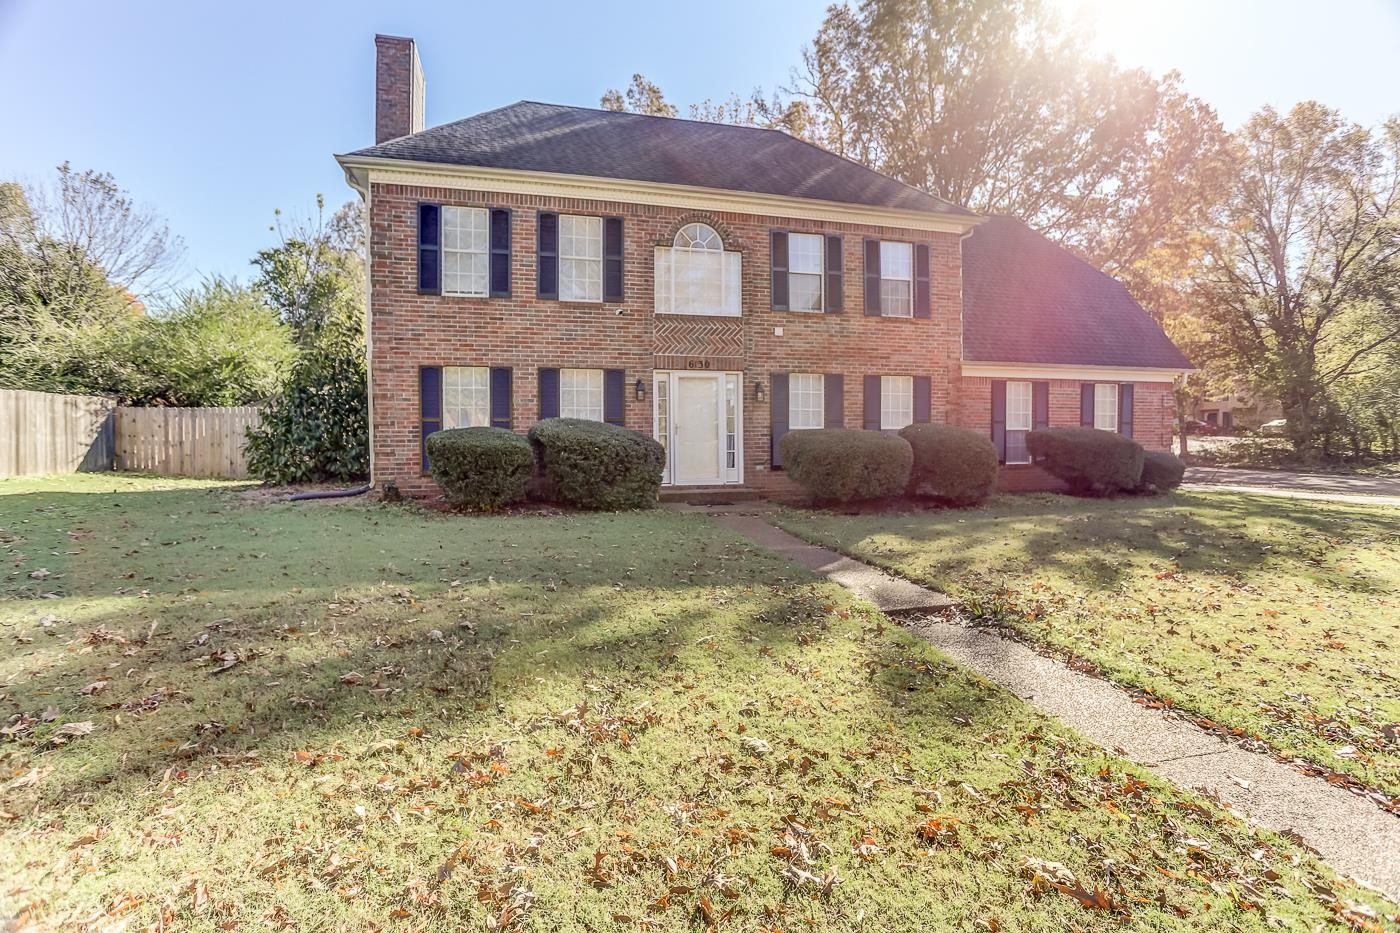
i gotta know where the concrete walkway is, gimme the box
[709,510,1400,902]
[1185,465,1400,505]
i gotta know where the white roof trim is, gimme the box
[337,156,983,234]
[961,361,1193,381]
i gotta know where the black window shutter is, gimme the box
[537,211,558,299]
[488,208,511,297]
[1119,383,1134,437]
[991,380,1007,464]
[824,235,844,313]
[417,203,441,294]
[538,368,560,420]
[914,243,932,318]
[489,367,512,429]
[823,373,844,427]
[603,217,624,302]
[1081,383,1096,428]
[913,376,931,423]
[862,375,881,429]
[863,238,881,315]
[420,366,442,473]
[1032,381,1050,430]
[603,369,625,425]
[770,230,789,311]
[770,373,789,467]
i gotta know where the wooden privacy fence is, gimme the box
[115,406,262,479]
[0,389,116,477]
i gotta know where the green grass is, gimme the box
[775,491,1400,800]
[1,475,1395,930]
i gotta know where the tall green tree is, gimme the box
[1195,104,1400,454]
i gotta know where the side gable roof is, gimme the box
[962,216,1193,371]
[343,101,971,217]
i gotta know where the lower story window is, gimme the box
[1094,383,1119,432]
[443,366,490,428]
[560,368,604,421]
[789,373,824,430]
[880,375,913,430]
[1006,380,1032,464]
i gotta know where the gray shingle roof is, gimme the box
[343,101,971,216]
[962,216,1194,370]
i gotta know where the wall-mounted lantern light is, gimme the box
[754,380,766,403]
[635,379,646,402]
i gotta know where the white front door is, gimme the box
[655,371,742,485]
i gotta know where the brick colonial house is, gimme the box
[337,36,1193,497]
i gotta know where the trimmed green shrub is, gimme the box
[780,429,913,504]
[1137,449,1186,493]
[528,418,665,510]
[898,423,998,506]
[427,427,532,509]
[1025,427,1144,495]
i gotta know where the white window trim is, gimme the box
[788,232,825,313]
[560,368,604,421]
[879,240,914,318]
[559,214,603,303]
[1094,383,1119,432]
[653,244,742,317]
[1006,381,1033,464]
[441,206,489,298]
[442,365,490,429]
[788,373,824,430]
[880,375,914,430]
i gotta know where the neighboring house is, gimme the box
[336,36,1193,497]
[1195,391,1281,433]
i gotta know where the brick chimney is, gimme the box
[375,35,425,144]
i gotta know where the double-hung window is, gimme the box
[1094,383,1119,432]
[789,373,824,429]
[560,368,604,421]
[879,242,913,317]
[441,207,489,297]
[655,223,742,316]
[788,233,824,312]
[442,366,490,428]
[880,376,914,429]
[1005,381,1033,464]
[560,215,603,302]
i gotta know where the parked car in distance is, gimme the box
[1259,419,1288,436]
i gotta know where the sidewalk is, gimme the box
[708,509,1400,902]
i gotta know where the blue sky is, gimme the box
[2,0,1398,296]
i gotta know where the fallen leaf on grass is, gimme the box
[50,721,94,745]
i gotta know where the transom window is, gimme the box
[789,233,824,312]
[655,223,741,316]
[1094,383,1119,432]
[1006,381,1032,464]
[442,207,489,297]
[880,241,913,317]
[560,368,604,421]
[789,373,824,430]
[560,215,603,302]
[880,375,914,430]
[443,366,490,428]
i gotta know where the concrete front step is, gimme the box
[658,486,765,505]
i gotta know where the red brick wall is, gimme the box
[374,37,423,144]
[367,181,964,495]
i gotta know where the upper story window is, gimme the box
[789,233,824,312]
[879,242,913,317]
[560,368,604,421]
[1094,383,1119,432]
[443,366,490,428]
[880,375,914,430]
[655,222,742,316]
[560,215,603,302]
[789,373,824,430]
[442,207,489,297]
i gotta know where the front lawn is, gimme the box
[1,475,1394,930]
[776,491,1400,801]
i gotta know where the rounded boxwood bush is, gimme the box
[528,418,665,510]
[1025,427,1144,496]
[780,428,913,504]
[898,423,998,506]
[426,427,533,509]
[1137,449,1186,493]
